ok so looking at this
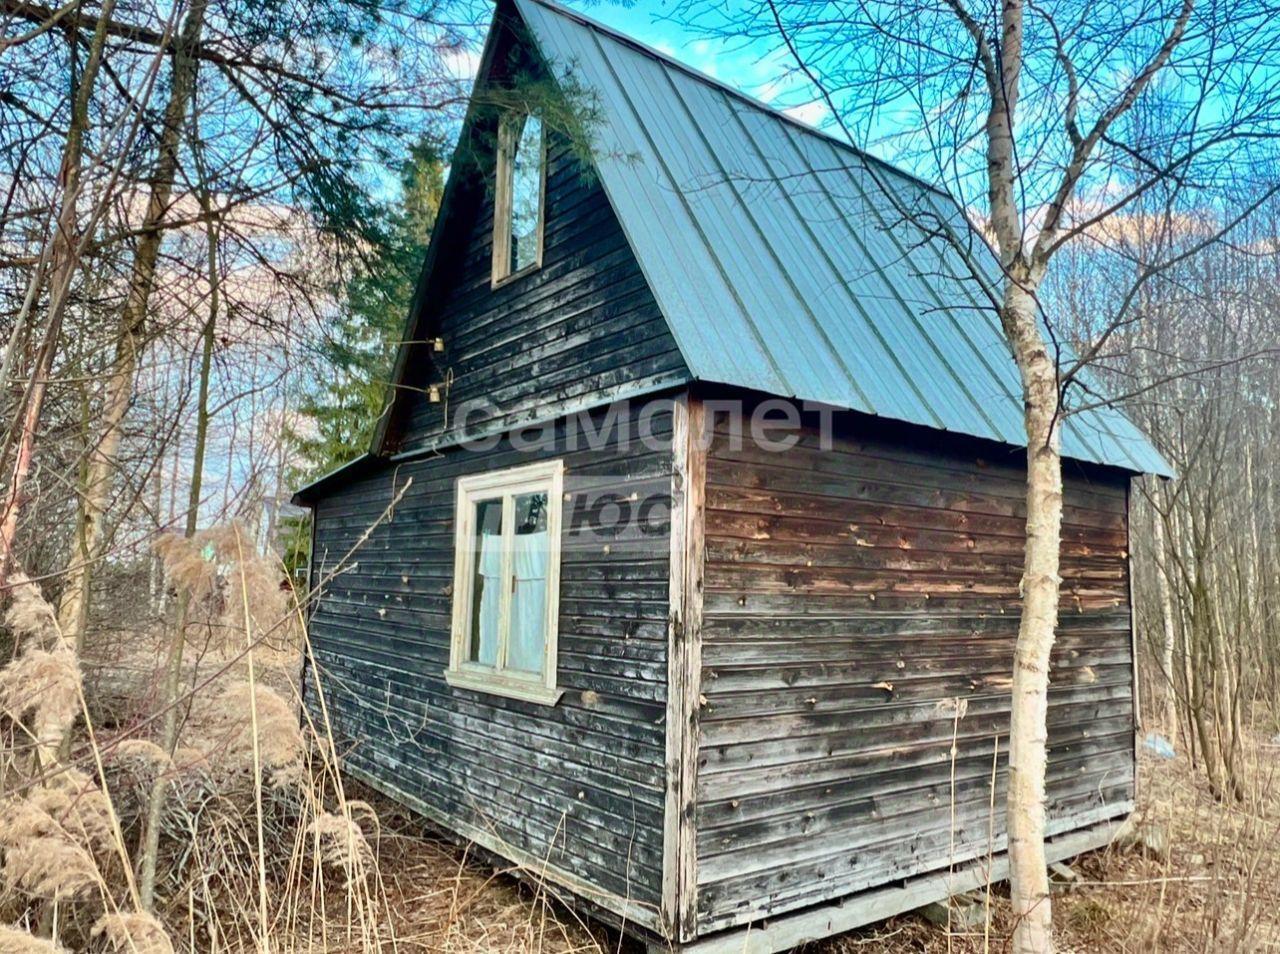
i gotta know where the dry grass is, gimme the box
[90,912,174,954]
[0,529,403,953]
[0,923,68,953]
[345,795,616,954]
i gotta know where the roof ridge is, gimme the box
[515,0,950,199]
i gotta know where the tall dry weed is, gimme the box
[0,574,79,763]
[0,645,80,755]
[152,521,289,657]
[4,573,62,647]
[308,811,375,887]
[0,533,398,953]
[183,681,305,787]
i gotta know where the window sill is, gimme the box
[443,668,564,706]
[490,262,541,290]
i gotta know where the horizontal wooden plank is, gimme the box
[308,391,678,910]
[693,407,1134,934]
[693,792,1132,932]
[394,128,689,452]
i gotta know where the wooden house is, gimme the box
[292,1,1171,949]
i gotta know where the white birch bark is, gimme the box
[1001,276,1061,954]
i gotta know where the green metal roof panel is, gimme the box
[514,0,1172,477]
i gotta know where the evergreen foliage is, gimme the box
[291,139,446,478]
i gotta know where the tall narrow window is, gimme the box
[492,112,545,285]
[446,460,564,705]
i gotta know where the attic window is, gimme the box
[445,460,564,705]
[492,112,545,285]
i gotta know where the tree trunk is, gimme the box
[0,0,118,583]
[137,135,220,908]
[1003,278,1061,954]
[1151,509,1179,735]
[57,0,208,649]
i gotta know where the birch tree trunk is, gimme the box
[58,0,207,649]
[971,1,1191,941]
[1002,276,1062,954]
[967,3,1062,942]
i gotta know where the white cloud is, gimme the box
[440,45,482,82]
[784,100,829,128]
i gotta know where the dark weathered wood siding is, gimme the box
[390,121,688,454]
[693,407,1135,933]
[306,401,676,922]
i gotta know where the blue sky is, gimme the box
[439,1,836,137]
[573,2,834,127]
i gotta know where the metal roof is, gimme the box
[513,0,1172,477]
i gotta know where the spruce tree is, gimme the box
[293,139,445,475]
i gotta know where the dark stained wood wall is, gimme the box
[393,130,689,453]
[693,408,1135,933]
[306,401,677,923]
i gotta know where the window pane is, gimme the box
[468,498,503,666]
[509,115,543,274]
[507,492,549,675]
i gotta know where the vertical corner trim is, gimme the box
[1125,480,1141,805]
[662,392,706,942]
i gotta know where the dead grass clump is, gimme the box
[345,790,611,954]
[1,837,100,901]
[0,923,68,953]
[185,681,304,787]
[111,739,171,770]
[169,745,211,774]
[1062,894,1113,934]
[0,579,78,759]
[0,646,80,754]
[152,532,219,608]
[0,769,115,905]
[309,811,375,886]
[153,521,290,654]
[3,574,61,648]
[90,912,173,954]
[0,540,396,954]
[34,769,116,853]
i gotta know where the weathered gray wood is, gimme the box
[667,395,706,941]
[1126,482,1143,804]
[692,398,1136,934]
[340,761,665,934]
[649,816,1126,954]
[661,395,690,936]
[306,399,678,921]
[391,119,689,452]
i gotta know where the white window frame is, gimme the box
[491,111,546,288]
[445,459,565,705]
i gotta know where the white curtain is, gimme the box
[507,530,548,674]
[475,531,503,666]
